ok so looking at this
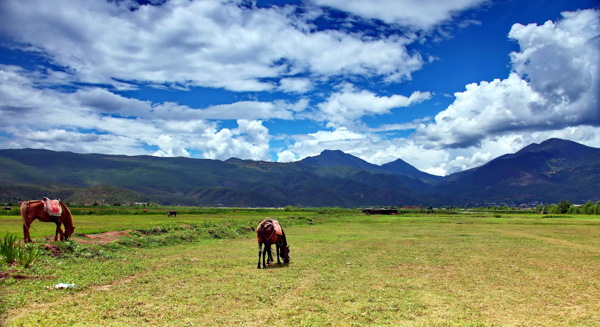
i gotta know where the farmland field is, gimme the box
[1,209,599,326]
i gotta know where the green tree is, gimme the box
[556,200,572,214]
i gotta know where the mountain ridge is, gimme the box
[0,138,598,206]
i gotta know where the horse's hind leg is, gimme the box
[257,243,263,269]
[23,222,32,243]
[262,245,270,268]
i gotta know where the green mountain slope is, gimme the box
[1,138,598,206]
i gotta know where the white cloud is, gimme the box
[312,0,487,30]
[202,119,271,160]
[315,84,431,128]
[278,78,313,93]
[413,9,600,149]
[2,2,598,178]
[0,0,424,92]
[509,9,600,121]
[278,123,600,176]
[277,127,367,160]
[75,88,152,117]
[0,65,275,160]
[277,150,298,162]
[2,128,147,156]
[151,101,295,121]
[424,127,600,175]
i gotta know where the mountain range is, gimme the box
[0,138,598,207]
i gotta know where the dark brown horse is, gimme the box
[21,198,75,243]
[257,218,290,269]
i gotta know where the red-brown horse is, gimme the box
[20,198,75,243]
[257,218,290,269]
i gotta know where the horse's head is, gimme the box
[64,226,75,240]
[281,246,290,263]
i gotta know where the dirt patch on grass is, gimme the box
[0,269,53,280]
[35,231,136,257]
[74,230,134,244]
[43,243,63,256]
[0,270,31,279]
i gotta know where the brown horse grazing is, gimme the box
[21,198,75,243]
[257,218,290,269]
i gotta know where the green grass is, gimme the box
[0,207,322,238]
[1,212,599,326]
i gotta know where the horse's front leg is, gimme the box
[54,222,64,241]
[275,243,282,264]
[266,244,274,265]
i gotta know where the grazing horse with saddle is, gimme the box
[256,218,290,269]
[20,197,75,242]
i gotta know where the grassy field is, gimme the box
[1,210,599,326]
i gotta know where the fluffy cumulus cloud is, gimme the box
[0,0,422,92]
[413,9,599,155]
[312,0,487,30]
[202,119,271,160]
[315,83,431,128]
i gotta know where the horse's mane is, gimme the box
[60,203,74,231]
[280,229,288,247]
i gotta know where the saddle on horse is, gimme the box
[42,197,62,216]
[257,218,283,236]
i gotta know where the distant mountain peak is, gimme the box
[299,150,376,170]
[1,138,597,206]
[380,158,443,183]
[516,138,595,157]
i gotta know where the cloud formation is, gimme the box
[0,64,277,160]
[313,0,487,30]
[315,84,431,129]
[413,9,599,149]
[0,0,422,92]
[0,1,598,177]
[277,9,600,175]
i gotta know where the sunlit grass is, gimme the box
[2,213,599,326]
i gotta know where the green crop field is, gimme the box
[1,209,599,326]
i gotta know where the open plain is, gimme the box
[1,209,599,326]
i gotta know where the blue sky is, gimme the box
[0,0,598,175]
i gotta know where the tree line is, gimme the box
[538,200,600,215]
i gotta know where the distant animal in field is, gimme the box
[167,210,177,217]
[257,218,290,269]
[20,197,75,243]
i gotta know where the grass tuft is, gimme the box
[0,233,43,268]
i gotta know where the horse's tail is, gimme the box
[20,201,29,222]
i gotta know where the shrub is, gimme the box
[0,233,20,264]
[0,233,43,268]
